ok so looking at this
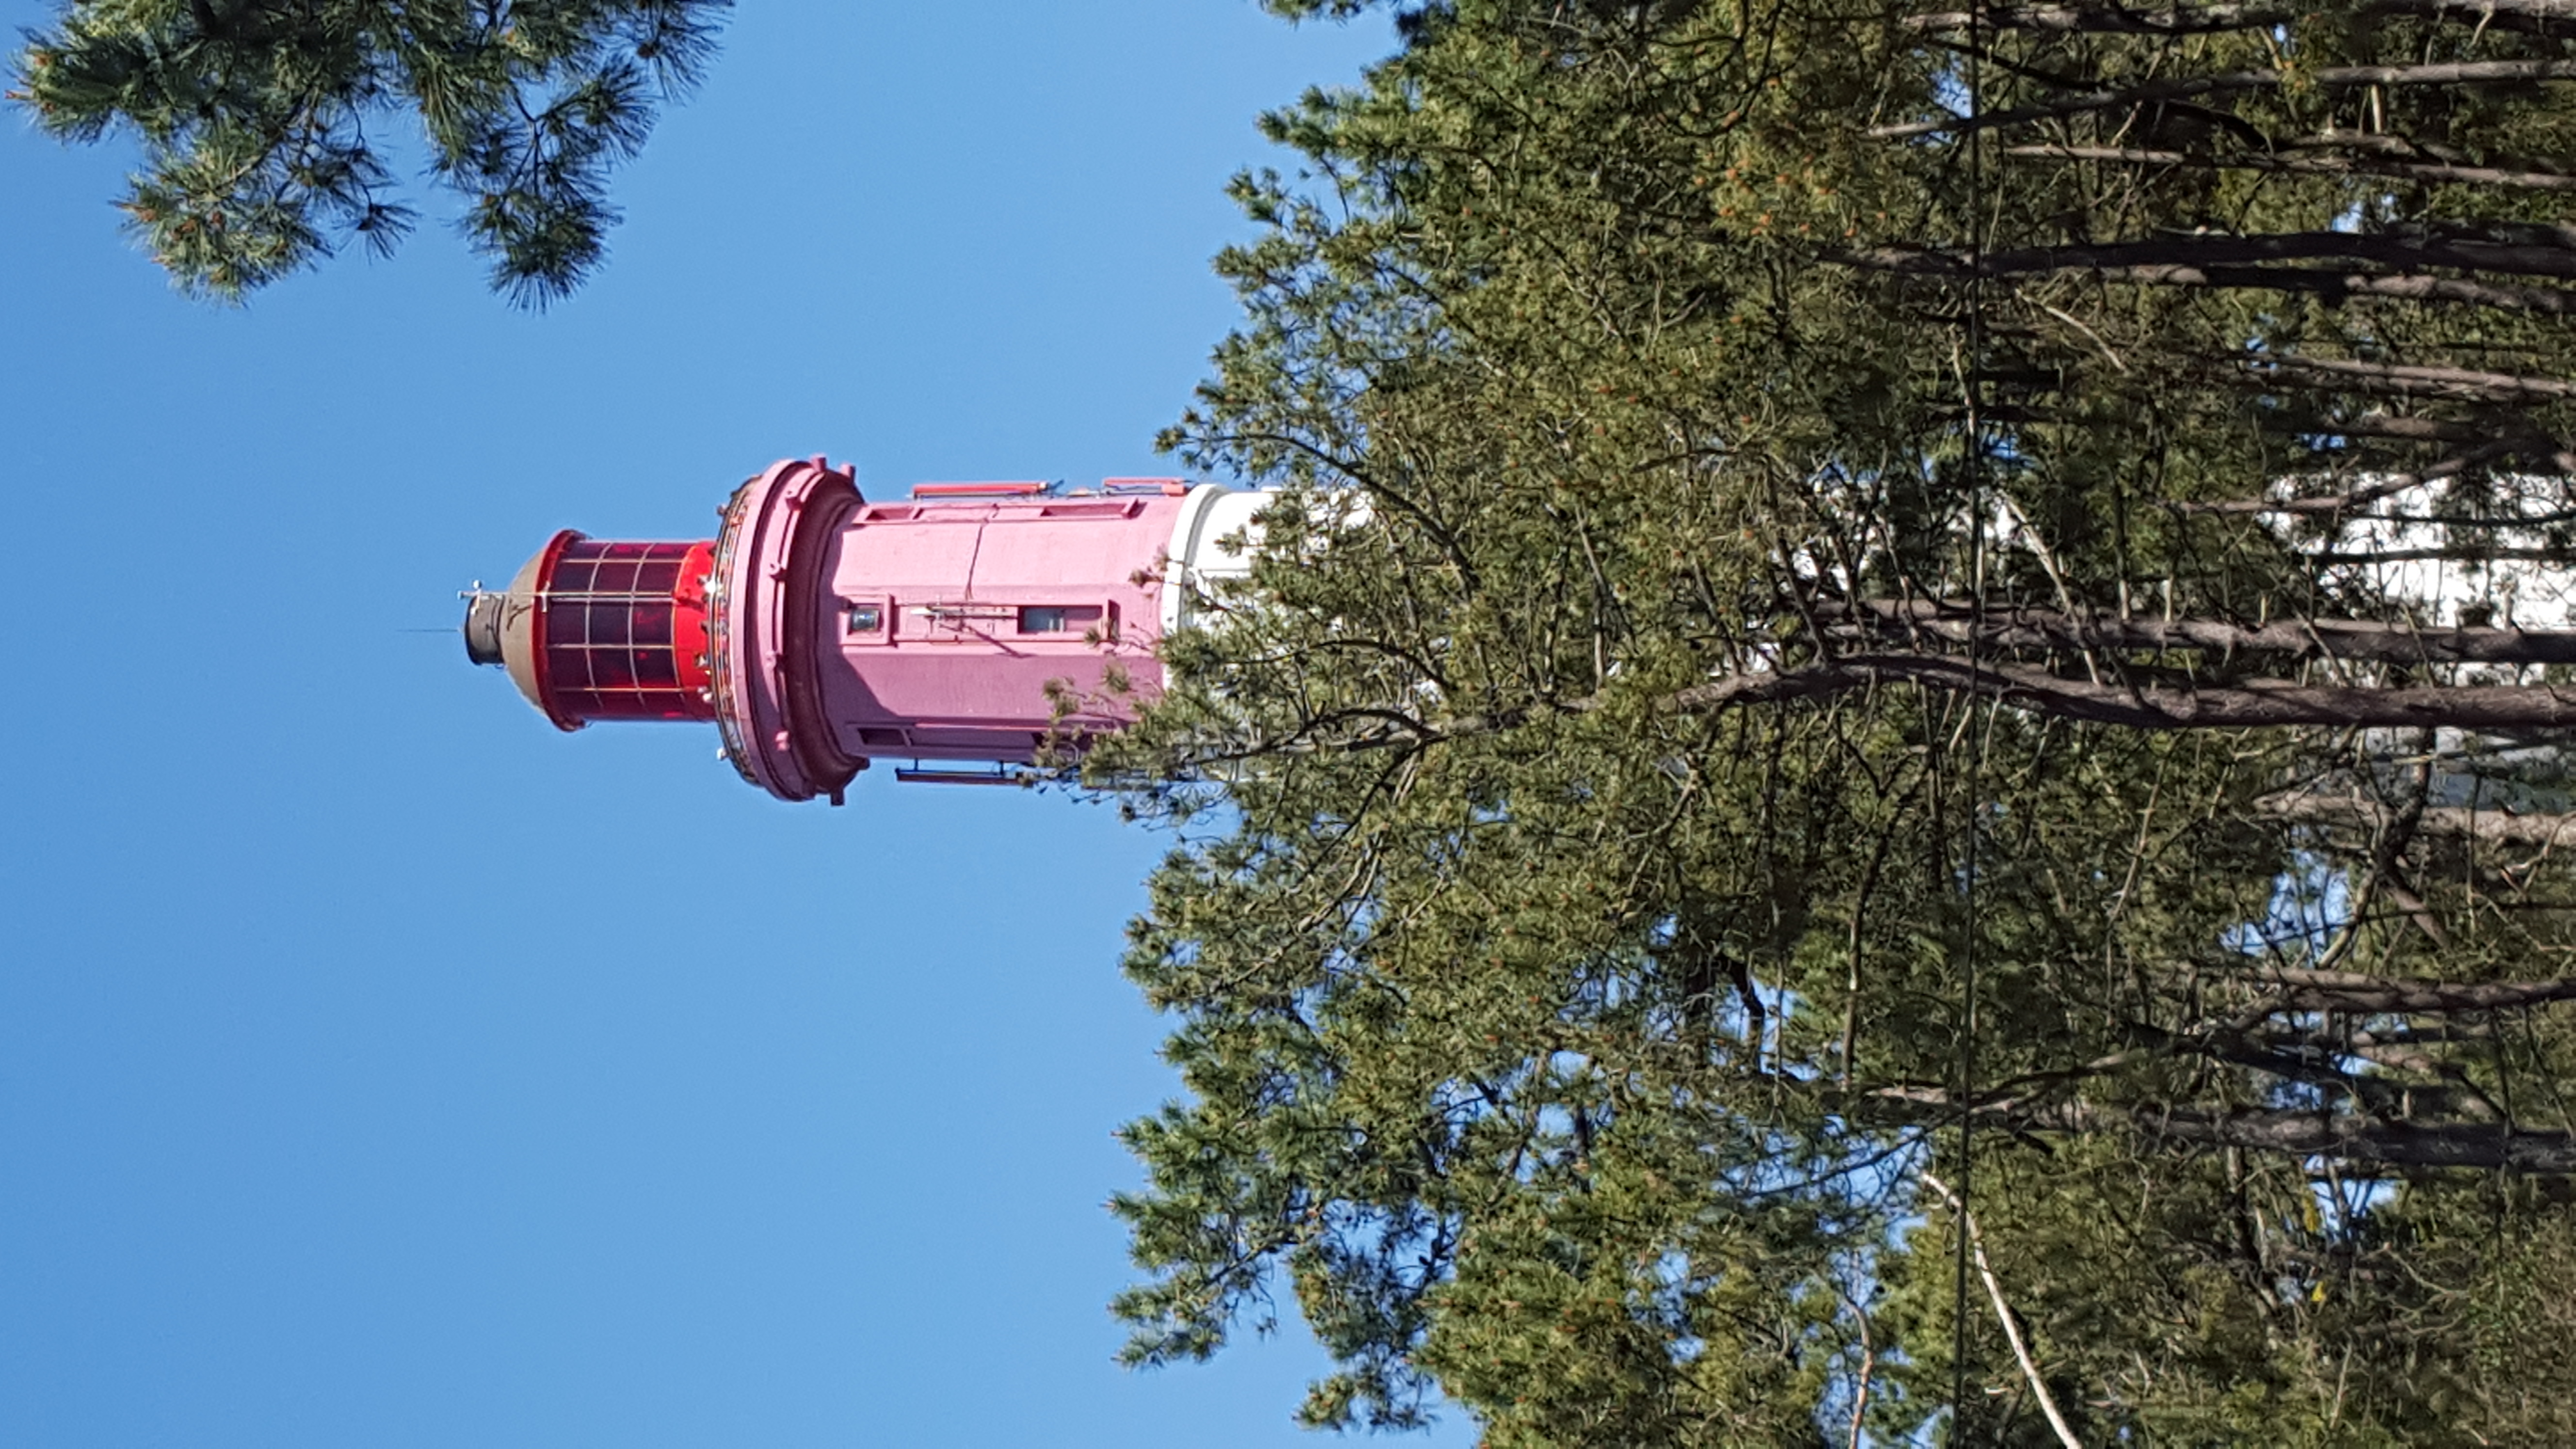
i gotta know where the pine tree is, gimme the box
[9,0,728,305]
[1097,0,2576,1441]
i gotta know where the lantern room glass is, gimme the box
[540,539,715,722]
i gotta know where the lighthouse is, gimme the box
[462,456,1265,804]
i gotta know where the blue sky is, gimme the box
[0,5,1478,1444]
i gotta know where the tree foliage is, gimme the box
[1097,0,2576,1441]
[9,0,727,304]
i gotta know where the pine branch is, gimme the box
[2260,792,2576,849]
[1822,601,2576,665]
[2077,264,2576,315]
[1302,658,2576,755]
[1872,60,2576,140]
[1906,1,2317,33]
[2278,413,2499,444]
[2238,354,2576,403]
[2310,546,2576,562]
[2238,967,2576,1014]
[1649,657,2576,731]
[15,0,732,304]
[2182,440,2545,514]
[1908,0,2576,36]
[2004,143,2576,195]
[1845,229,2576,287]
[1874,1089,2576,1170]
[2093,1103,2576,1171]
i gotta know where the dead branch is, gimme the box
[1920,1171,2088,1449]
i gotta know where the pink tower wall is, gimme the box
[707,457,1202,803]
[815,491,1186,761]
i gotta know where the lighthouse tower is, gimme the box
[462,456,1264,804]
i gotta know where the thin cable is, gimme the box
[1946,2,1992,1441]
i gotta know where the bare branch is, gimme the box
[1878,1091,2576,1170]
[2240,354,2576,403]
[1920,1172,2088,1449]
[2240,966,2576,1014]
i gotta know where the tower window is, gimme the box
[847,603,885,634]
[1017,605,1102,634]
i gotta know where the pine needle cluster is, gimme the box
[10,0,728,305]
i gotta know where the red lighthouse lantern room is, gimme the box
[464,533,720,728]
